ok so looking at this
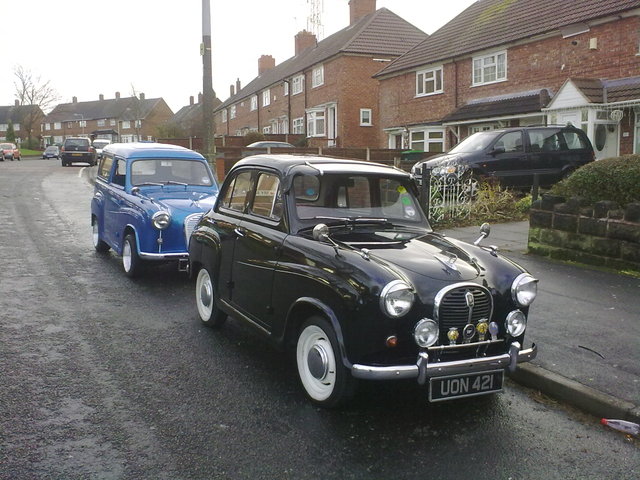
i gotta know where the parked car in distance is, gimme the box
[246,141,294,148]
[189,155,538,407]
[92,139,111,159]
[1,143,21,161]
[411,125,595,188]
[61,137,96,166]
[42,145,60,159]
[91,142,219,277]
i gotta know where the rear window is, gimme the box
[65,138,90,147]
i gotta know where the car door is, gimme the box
[527,128,564,186]
[93,154,115,243]
[103,156,128,249]
[229,170,287,332]
[483,130,530,187]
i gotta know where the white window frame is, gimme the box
[250,95,258,111]
[312,65,324,88]
[230,105,236,119]
[263,126,271,134]
[472,50,507,86]
[307,109,326,137]
[135,120,142,128]
[222,110,227,123]
[262,90,271,107]
[283,82,289,96]
[97,119,106,127]
[410,128,446,153]
[110,119,116,126]
[292,117,304,134]
[121,121,131,129]
[0,124,6,132]
[45,123,51,131]
[416,66,443,96]
[292,75,304,95]
[360,108,372,126]
[54,122,62,130]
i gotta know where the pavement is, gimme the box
[442,221,640,424]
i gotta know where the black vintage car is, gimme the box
[189,155,538,407]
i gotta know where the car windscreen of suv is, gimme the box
[131,159,214,186]
[293,173,426,226]
[448,131,499,153]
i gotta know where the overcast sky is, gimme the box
[1,0,476,113]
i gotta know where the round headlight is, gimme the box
[506,310,527,337]
[380,280,414,318]
[414,319,439,347]
[152,211,172,230]
[511,273,538,307]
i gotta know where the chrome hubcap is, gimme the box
[200,280,212,308]
[307,344,329,380]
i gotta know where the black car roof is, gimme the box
[231,154,408,178]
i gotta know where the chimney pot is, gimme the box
[72,96,78,103]
[230,85,235,97]
[139,92,145,100]
[99,94,104,101]
[198,93,203,103]
[15,99,19,106]
[115,92,121,99]
[190,96,194,105]
[349,0,376,25]
[236,78,241,92]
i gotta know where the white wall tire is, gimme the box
[195,267,227,327]
[296,316,355,407]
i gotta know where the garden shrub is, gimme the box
[243,131,265,145]
[550,155,640,207]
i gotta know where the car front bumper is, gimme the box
[351,341,537,384]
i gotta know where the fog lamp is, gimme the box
[506,310,527,337]
[414,319,438,348]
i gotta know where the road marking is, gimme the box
[78,167,85,178]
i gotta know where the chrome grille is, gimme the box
[434,283,493,334]
[184,213,204,245]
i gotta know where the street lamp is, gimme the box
[73,113,85,135]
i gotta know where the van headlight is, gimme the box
[506,310,527,337]
[380,280,414,318]
[511,273,538,307]
[152,211,172,230]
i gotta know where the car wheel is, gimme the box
[92,220,110,253]
[122,233,142,277]
[296,316,355,408]
[195,267,227,327]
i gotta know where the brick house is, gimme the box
[42,93,173,146]
[214,0,427,148]
[0,100,45,145]
[374,0,640,159]
[170,93,222,138]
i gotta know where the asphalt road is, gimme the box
[1,158,638,479]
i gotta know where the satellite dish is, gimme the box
[610,110,623,122]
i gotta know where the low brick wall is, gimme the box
[528,194,640,272]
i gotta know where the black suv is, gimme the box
[412,125,595,188]
[61,137,96,167]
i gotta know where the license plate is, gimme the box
[429,370,503,402]
[72,153,82,156]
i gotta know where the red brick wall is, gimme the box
[378,16,640,147]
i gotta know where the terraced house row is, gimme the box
[216,0,640,160]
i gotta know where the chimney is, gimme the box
[190,96,194,106]
[258,55,276,75]
[72,96,78,103]
[99,94,104,101]
[15,99,19,106]
[236,78,241,93]
[349,0,376,25]
[198,93,203,104]
[230,84,235,97]
[295,30,317,55]
[115,92,121,99]
[139,93,145,100]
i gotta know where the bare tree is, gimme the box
[14,65,59,147]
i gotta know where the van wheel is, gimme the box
[92,220,110,253]
[122,233,142,277]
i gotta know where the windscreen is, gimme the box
[293,173,426,226]
[448,131,498,153]
[131,158,214,186]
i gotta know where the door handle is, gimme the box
[234,227,245,237]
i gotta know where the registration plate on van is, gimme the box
[429,370,503,402]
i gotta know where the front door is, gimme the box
[593,123,619,160]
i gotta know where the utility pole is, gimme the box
[202,0,217,179]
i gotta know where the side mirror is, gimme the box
[312,223,330,242]
[474,222,491,246]
[491,146,505,155]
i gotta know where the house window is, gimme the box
[283,82,289,96]
[635,112,640,154]
[54,122,62,130]
[307,109,325,137]
[292,75,304,95]
[262,90,270,107]
[45,123,51,131]
[14,123,20,131]
[230,105,236,119]
[121,121,131,129]
[312,65,324,88]
[410,128,445,152]
[97,119,105,127]
[416,67,443,96]
[78,120,86,128]
[281,118,289,134]
[251,95,258,111]
[263,126,271,134]
[222,110,227,123]
[67,122,73,128]
[135,120,142,128]
[110,119,116,126]
[360,108,372,126]
[472,51,507,85]
[293,117,304,134]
